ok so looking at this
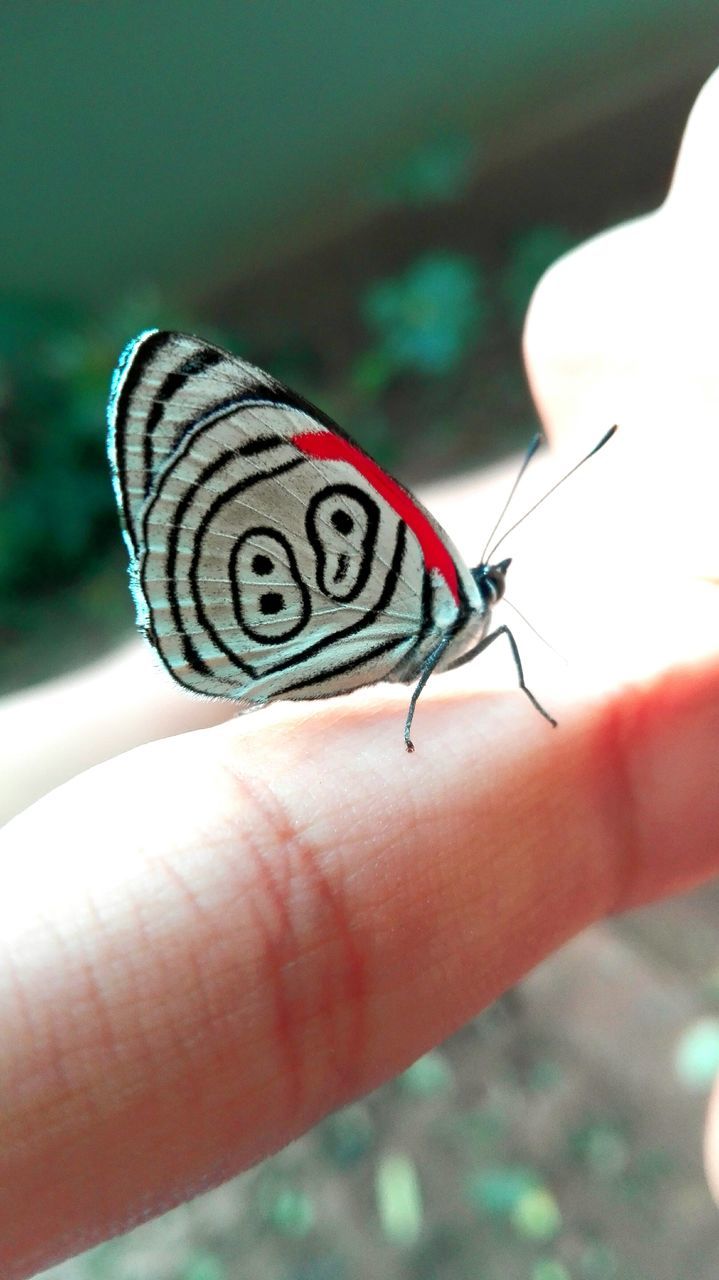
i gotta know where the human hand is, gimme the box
[2,72,719,1279]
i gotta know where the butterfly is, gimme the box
[107,330,615,750]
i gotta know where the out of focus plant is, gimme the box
[318,1102,374,1168]
[0,295,169,605]
[357,251,488,386]
[183,1254,226,1280]
[579,1240,620,1280]
[376,133,477,205]
[569,1117,630,1179]
[254,1169,315,1238]
[510,1185,562,1242]
[533,1262,571,1280]
[0,294,244,613]
[398,1048,454,1098]
[466,1163,539,1217]
[466,1164,562,1241]
[527,1058,564,1091]
[288,1256,347,1280]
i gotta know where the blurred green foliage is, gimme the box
[579,1241,620,1280]
[398,1048,454,1098]
[375,134,477,206]
[318,1103,374,1167]
[254,1169,315,1237]
[289,1257,347,1280]
[359,251,488,381]
[466,1164,541,1218]
[0,296,113,600]
[510,1186,562,1242]
[533,1262,572,1280]
[183,1256,226,1280]
[0,292,240,608]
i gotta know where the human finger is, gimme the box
[0,640,233,826]
[1,644,719,1277]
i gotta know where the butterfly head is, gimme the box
[472,557,511,608]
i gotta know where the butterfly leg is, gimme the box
[404,634,455,753]
[453,624,557,727]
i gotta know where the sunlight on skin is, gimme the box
[1,69,719,1280]
[0,641,234,825]
[526,75,719,593]
[524,64,719,1204]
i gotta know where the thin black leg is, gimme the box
[447,624,557,727]
[404,634,454,752]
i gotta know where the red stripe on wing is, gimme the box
[292,429,460,603]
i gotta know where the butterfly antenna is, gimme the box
[487,424,617,562]
[480,432,543,564]
[503,596,568,666]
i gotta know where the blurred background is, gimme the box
[4,4,719,1278]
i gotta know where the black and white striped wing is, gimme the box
[107,331,477,705]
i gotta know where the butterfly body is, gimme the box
[107,330,557,746]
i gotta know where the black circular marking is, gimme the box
[331,509,354,535]
[306,483,380,603]
[260,591,284,615]
[252,553,274,575]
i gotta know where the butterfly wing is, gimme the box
[108,331,481,705]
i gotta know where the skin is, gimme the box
[2,68,719,1280]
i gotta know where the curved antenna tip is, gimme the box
[485,422,618,562]
[591,423,619,455]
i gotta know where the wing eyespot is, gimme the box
[306,483,379,603]
[230,527,311,644]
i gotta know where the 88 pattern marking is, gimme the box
[108,330,613,747]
